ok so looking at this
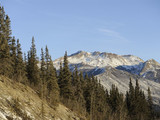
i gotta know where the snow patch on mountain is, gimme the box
[54,51,144,69]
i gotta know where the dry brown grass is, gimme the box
[0,75,83,120]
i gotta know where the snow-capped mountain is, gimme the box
[55,50,160,83]
[54,51,144,69]
[53,51,160,106]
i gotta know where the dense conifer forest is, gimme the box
[0,5,159,120]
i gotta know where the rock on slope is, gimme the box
[0,76,84,120]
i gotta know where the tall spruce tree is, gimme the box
[24,52,27,68]
[4,15,12,46]
[58,62,63,94]
[15,39,26,82]
[93,81,107,120]
[40,48,46,100]
[134,79,140,117]
[45,46,50,72]
[0,6,5,32]
[59,51,73,100]
[23,52,28,85]
[27,37,40,86]
[44,46,50,99]
[73,66,85,111]
[0,6,12,77]
[135,79,140,97]
[40,48,46,81]
[10,37,16,78]
[47,56,60,106]
[83,74,93,114]
[126,78,136,118]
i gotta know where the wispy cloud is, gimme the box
[98,28,129,43]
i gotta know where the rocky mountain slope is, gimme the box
[54,51,160,106]
[117,59,160,83]
[0,76,84,120]
[54,51,144,69]
[96,67,160,106]
[54,51,160,83]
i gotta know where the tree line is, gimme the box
[0,5,158,120]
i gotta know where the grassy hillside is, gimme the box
[0,75,85,120]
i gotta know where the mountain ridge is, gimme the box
[53,50,160,107]
[54,51,144,68]
[54,51,160,82]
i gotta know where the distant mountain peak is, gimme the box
[70,50,84,56]
[54,50,144,69]
[145,59,159,65]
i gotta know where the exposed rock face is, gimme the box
[140,59,160,81]
[54,51,160,83]
[53,51,160,107]
[54,51,144,69]
[96,67,160,106]
[0,76,84,120]
[117,59,160,83]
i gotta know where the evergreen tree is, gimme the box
[24,52,27,66]
[58,62,63,95]
[135,79,140,98]
[126,78,135,118]
[73,66,85,112]
[0,6,5,33]
[40,48,46,98]
[79,71,87,95]
[138,90,149,120]
[83,74,92,113]
[108,84,124,114]
[134,79,140,118]
[27,37,40,86]
[23,52,28,85]
[0,35,11,77]
[0,6,12,77]
[39,49,46,120]
[59,51,73,100]
[47,56,60,106]
[45,46,50,72]
[94,81,107,120]
[10,37,16,78]
[15,39,26,82]
[40,48,46,80]
[4,15,12,46]
[40,46,60,106]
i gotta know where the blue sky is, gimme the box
[1,0,160,61]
